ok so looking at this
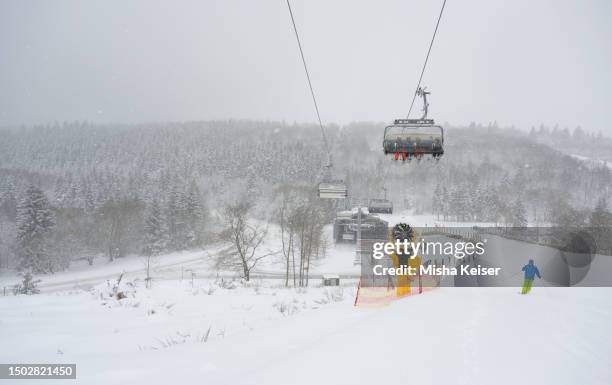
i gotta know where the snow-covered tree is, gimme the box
[16,185,55,273]
[142,200,169,288]
[590,197,611,228]
[184,180,206,247]
[590,197,612,254]
[432,182,442,219]
[13,271,41,295]
[1,119,612,267]
[511,198,528,227]
[450,186,470,221]
[166,185,187,250]
[143,200,169,257]
[218,199,274,281]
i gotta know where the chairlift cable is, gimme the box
[406,0,447,119]
[286,0,331,159]
[286,1,347,198]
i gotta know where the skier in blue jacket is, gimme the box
[521,259,541,294]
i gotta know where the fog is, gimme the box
[0,0,610,133]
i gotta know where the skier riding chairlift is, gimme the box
[383,87,444,161]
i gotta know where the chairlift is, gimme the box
[318,180,348,199]
[348,222,376,232]
[382,119,444,160]
[368,198,393,214]
[285,1,348,200]
[333,209,388,243]
[383,87,444,161]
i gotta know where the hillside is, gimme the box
[0,121,610,272]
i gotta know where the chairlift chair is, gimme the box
[368,198,394,214]
[383,87,444,161]
[318,180,348,199]
[383,119,444,160]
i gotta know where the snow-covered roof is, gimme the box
[322,274,340,280]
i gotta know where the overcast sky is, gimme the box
[1,0,610,133]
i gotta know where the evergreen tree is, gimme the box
[432,182,442,219]
[499,172,513,197]
[441,186,450,220]
[83,184,96,214]
[590,197,612,254]
[184,181,206,247]
[143,200,169,256]
[450,186,469,221]
[166,185,185,250]
[466,184,479,221]
[16,185,55,273]
[512,167,527,198]
[590,197,611,227]
[482,185,503,223]
[512,198,528,227]
[13,271,42,295]
[0,181,17,220]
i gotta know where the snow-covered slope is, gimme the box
[2,211,610,385]
[570,154,612,170]
[1,285,610,385]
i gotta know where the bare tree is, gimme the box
[278,191,295,287]
[218,200,275,281]
[275,188,327,287]
[293,204,325,287]
[144,254,154,289]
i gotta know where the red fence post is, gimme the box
[354,279,361,306]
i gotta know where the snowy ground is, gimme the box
[570,154,612,170]
[1,282,610,385]
[0,247,225,293]
[1,212,611,384]
[0,211,501,294]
